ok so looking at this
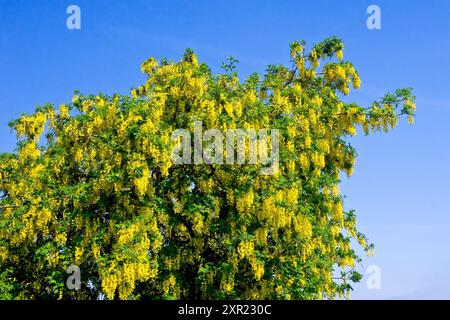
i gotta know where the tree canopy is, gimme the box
[0,36,415,299]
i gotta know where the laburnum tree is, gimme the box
[0,37,415,300]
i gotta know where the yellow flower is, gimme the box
[0,247,8,261]
[19,143,40,160]
[102,274,119,300]
[285,187,299,205]
[293,215,312,240]
[331,225,340,237]
[299,153,310,169]
[224,102,233,116]
[251,259,265,280]
[92,243,100,260]
[336,49,344,61]
[133,167,150,198]
[332,201,344,222]
[75,247,84,264]
[55,233,67,245]
[236,189,254,214]
[59,104,70,119]
[237,241,254,259]
[304,135,312,148]
[352,74,361,89]
[191,213,205,236]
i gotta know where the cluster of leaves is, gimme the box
[0,36,415,299]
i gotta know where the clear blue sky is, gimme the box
[1,0,449,299]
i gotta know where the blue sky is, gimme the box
[1,0,449,299]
